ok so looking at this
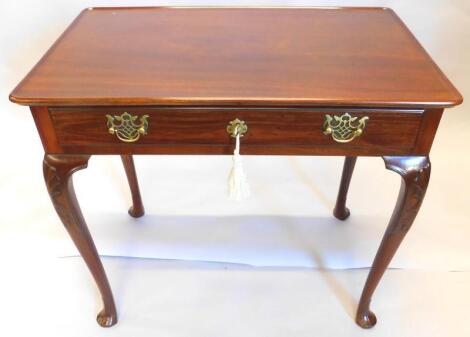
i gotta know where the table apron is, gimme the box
[31,106,443,156]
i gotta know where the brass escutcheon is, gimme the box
[106,112,149,143]
[227,118,248,138]
[323,113,369,143]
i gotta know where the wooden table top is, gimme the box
[10,7,462,108]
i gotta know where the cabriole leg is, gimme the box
[356,156,430,328]
[121,155,145,218]
[43,154,117,327]
[333,156,357,220]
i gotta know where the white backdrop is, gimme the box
[1,0,469,271]
[2,2,470,336]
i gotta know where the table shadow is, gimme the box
[76,213,386,321]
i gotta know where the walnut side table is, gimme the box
[10,7,463,329]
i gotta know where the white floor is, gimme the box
[1,257,469,337]
[1,0,470,336]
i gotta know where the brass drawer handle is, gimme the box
[227,118,248,137]
[323,113,369,143]
[106,112,149,143]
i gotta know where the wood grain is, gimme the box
[43,154,117,327]
[10,7,462,108]
[356,156,431,328]
[44,107,424,155]
[10,7,464,329]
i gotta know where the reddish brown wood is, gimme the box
[26,104,451,158]
[333,156,357,220]
[121,155,144,217]
[44,107,424,156]
[10,6,464,330]
[39,143,431,157]
[30,106,63,153]
[9,7,462,108]
[356,156,431,328]
[43,154,117,327]
[413,109,444,154]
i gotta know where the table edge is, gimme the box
[9,6,464,109]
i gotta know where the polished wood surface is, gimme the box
[356,156,431,328]
[10,7,462,108]
[333,156,357,220]
[41,106,426,156]
[11,6,463,330]
[43,154,117,327]
[121,155,145,218]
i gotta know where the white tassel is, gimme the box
[228,132,250,201]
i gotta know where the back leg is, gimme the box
[121,155,145,218]
[333,156,357,220]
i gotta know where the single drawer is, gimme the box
[48,107,424,155]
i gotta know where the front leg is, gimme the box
[43,154,117,327]
[356,156,430,328]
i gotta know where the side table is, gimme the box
[9,7,462,328]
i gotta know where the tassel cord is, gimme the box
[228,126,250,201]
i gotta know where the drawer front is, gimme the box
[48,107,423,155]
